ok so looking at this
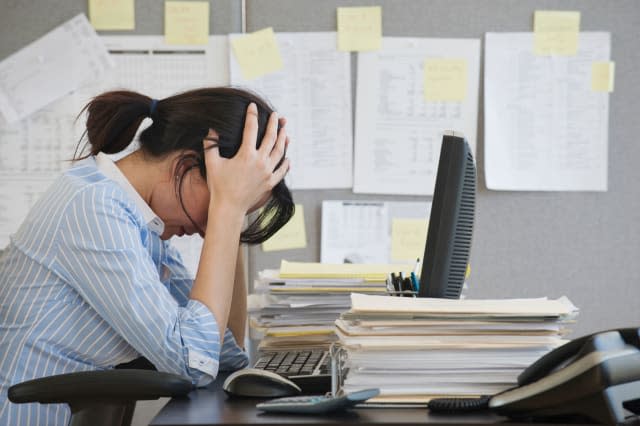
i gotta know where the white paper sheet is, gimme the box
[0,36,228,269]
[0,14,114,124]
[484,32,610,191]
[321,200,430,264]
[229,32,353,189]
[353,37,480,195]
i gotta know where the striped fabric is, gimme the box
[0,156,248,425]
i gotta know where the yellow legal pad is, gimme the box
[278,260,413,282]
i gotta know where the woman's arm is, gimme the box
[190,103,289,338]
[227,248,247,348]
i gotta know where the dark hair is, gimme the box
[75,87,294,244]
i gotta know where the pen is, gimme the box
[410,272,419,293]
[412,258,421,294]
[386,273,394,294]
[398,272,405,296]
[403,277,413,297]
[390,273,399,295]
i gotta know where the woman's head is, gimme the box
[77,87,294,243]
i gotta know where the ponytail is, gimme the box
[73,86,295,245]
[75,91,156,159]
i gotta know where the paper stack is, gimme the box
[334,293,579,404]
[249,261,414,351]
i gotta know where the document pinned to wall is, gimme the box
[96,35,228,99]
[484,32,610,191]
[353,37,480,195]
[229,32,353,189]
[0,14,114,124]
[321,200,430,264]
[0,35,228,268]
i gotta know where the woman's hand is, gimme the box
[203,103,290,215]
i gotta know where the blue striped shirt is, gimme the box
[0,155,248,425]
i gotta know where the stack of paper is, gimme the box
[249,261,413,351]
[335,293,578,404]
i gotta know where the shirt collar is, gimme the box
[95,152,165,235]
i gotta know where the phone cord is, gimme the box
[428,395,491,413]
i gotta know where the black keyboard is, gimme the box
[253,349,331,394]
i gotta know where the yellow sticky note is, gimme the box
[423,59,468,101]
[262,205,307,252]
[165,1,209,45]
[391,218,428,263]
[337,6,382,52]
[534,10,580,55]
[88,0,135,30]
[231,27,284,80]
[591,62,615,92]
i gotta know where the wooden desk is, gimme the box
[150,372,592,426]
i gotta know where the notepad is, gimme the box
[278,260,413,281]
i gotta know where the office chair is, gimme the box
[8,367,193,426]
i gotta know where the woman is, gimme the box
[0,87,293,425]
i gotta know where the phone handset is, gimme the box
[517,327,640,386]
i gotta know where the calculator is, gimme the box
[255,388,380,414]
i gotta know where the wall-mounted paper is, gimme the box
[591,61,615,92]
[165,1,209,45]
[337,6,382,51]
[0,35,229,260]
[391,218,428,262]
[533,10,580,55]
[321,200,431,264]
[353,37,480,195]
[424,59,468,101]
[485,32,610,191]
[88,0,135,30]
[230,27,283,80]
[229,32,352,189]
[262,204,307,252]
[0,14,114,124]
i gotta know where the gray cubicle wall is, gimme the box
[1,1,638,342]
[245,0,640,338]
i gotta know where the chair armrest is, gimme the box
[8,369,193,404]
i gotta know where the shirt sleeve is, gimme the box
[220,328,250,371]
[163,243,249,371]
[53,184,234,386]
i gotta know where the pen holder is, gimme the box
[385,272,419,297]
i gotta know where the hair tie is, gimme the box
[149,99,159,117]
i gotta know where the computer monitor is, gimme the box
[419,132,476,298]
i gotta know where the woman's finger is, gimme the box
[270,157,290,187]
[259,111,279,156]
[268,126,287,169]
[240,103,259,154]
